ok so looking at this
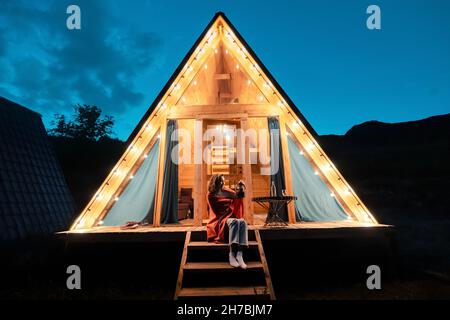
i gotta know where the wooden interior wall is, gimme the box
[178,119,195,192]
[177,42,265,107]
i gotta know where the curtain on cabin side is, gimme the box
[160,120,179,224]
[287,136,348,221]
[267,117,288,221]
[103,139,160,226]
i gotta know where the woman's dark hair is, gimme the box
[208,174,224,194]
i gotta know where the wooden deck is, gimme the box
[59,220,393,243]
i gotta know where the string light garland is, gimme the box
[74,20,375,229]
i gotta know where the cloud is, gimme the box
[0,0,162,119]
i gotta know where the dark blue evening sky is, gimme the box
[1,0,449,140]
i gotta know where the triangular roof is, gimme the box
[71,12,377,230]
[127,12,318,146]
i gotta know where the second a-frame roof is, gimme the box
[126,12,318,146]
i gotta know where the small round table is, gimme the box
[252,196,297,227]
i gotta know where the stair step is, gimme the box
[184,261,263,270]
[188,241,258,249]
[178,286,269,297]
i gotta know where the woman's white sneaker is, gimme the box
[236,251,247,269]
[229,252,240,268]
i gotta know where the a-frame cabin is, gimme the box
[70,13,384,232]
[64,12,391,299]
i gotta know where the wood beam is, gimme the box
[168,104,280,119]
[153,119,168,227]
[194,119,204,226]
[240,118,254,225]
[278,117,296,223]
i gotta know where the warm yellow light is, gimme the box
[258,95,264,102]
[193,80,197,86]
[182,97,186,103]
[225,49,228,55]
[236,64,240,69]
[204,64,208,69]
[247,80,251,85]
[214,49,218,54]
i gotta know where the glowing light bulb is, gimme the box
[247,80,251,85]
[314,170,319,175]
[143,154,148,159]
[236,64,240,69]
[299,150,304,155]
[330,192,335,197]
[114,197,120,202]
[182,97,186,103]
[204,64,208,69]
[193,80,197,86]
[129,175,134,180]
[98,220,104,225]
[214,49,218,54]
[225,49,228,55]
[258,95,264,102]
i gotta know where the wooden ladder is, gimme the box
[174,229,275,300]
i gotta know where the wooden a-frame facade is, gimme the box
[69,12,378,232]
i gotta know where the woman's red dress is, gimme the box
[206,187,244,243]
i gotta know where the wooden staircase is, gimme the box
[174,229,275,300]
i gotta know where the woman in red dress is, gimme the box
[206,174,248,269]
